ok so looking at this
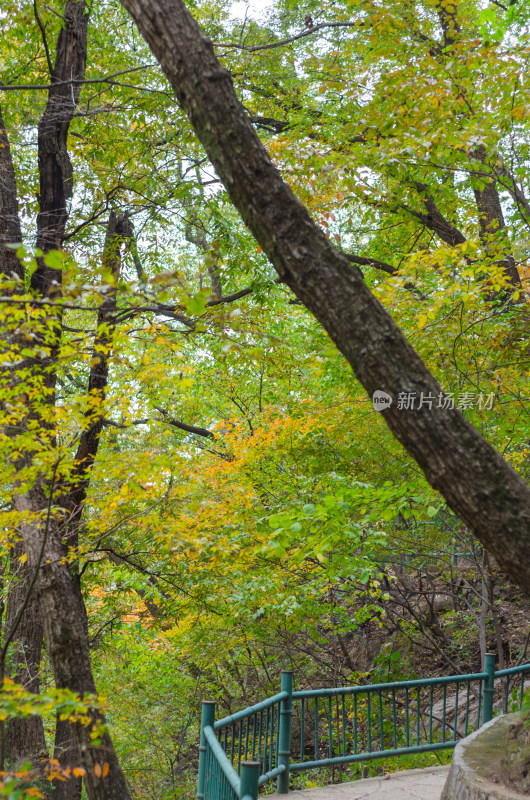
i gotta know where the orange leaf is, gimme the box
[73,767,85,778]
[94,763,102,778]
[102,763,110,778]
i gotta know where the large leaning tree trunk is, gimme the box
[121,0,530,594]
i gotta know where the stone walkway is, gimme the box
[267,766,450,800]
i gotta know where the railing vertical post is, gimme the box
[482,653,495,725]
[277,670,293,794]
[197,700,216,800]
[240,761,260,800]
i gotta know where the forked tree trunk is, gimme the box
[1,2,132,795]
[120,0,530,594]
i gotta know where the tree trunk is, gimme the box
[4,541,47,764]
[471,146,521,289]
[15,486,132,800]
[53,710,83,800]
[33,0,89,295]
[478,551,488,670]
[49,210,130,800]
[3,2,133,794]
[1,100,49,765]
[0,105,24,281]
[120,0,530,594]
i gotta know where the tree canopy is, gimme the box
[0,0,529,796]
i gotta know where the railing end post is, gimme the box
[482,653,495,725]
[281,670,294,694]
[277,671,293,794]
[197,701,216,800]
[240,760,260,800]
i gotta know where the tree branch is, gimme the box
[154,406,215,439]
[214,21,359,53]
[0,65,155,91]
[33,0,54,77]
[345,254,396,276]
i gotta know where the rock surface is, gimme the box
[441,715,530,800]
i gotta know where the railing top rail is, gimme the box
[257,765,286,786]
[203,726,241,794]
[292,671,488,699]
[214,691,288,730]
[495,663,530,677]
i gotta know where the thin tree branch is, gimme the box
[214,21,359,53]
[33,0,54,77]
[101,418,149,429]
[345,254,396,276]
[0,64,156,91]
[207,287,253,306]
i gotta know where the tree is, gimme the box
[0,1,140,795]
[120,0,530,593]
[0,2,271,793]
[1,0,529,797]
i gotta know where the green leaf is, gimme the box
[290,522,302,533]
[43,250,65,270]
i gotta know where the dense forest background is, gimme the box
[1,0,530,796]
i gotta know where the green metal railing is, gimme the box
[197,657,530,799]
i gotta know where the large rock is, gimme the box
[441,714,529,800]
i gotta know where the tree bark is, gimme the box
[33,0,89,296]
[14,485,132,800]
[0,105,48,765]
[471,146,521,288]
[66,210,129,515]
[50,211,131,800]
[4,541,47,764]
[412,181,467,247]
[120,0,530,594]
[0,105,24,281]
